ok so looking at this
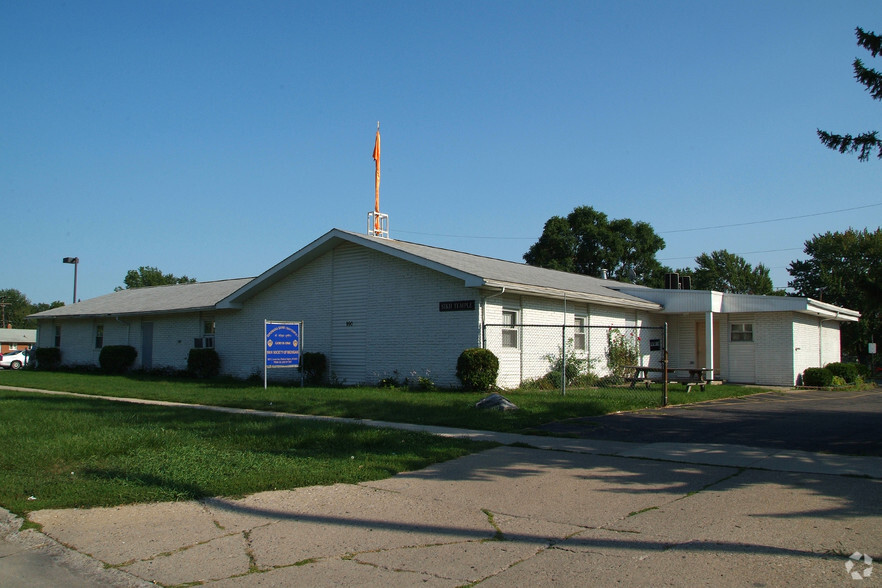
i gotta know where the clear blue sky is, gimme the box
[4,1,881,304]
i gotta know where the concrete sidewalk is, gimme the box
[3,425,881,587]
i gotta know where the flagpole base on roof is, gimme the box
[367,212,389,238]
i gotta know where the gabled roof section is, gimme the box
[28,278,254,320]
[218,229,662,311]
[0,328,36,344]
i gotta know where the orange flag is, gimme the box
[372,124,381,216]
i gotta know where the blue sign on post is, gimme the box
[265,321,301,368]
[265,320,302,389]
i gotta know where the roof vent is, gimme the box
[664,272,681,290]
[600,269,608,280]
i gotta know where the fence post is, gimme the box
[561,324,567,396]
[662,322,668,407]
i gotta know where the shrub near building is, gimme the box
[802,367,834,387]
[34,348,61,370]
[456,348,499,391]
[99,346,138,374]
[802,362,867,388]
[299,352,327,385]
[188,348,220,379]
[824,362,864,384]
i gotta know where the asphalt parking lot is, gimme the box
[538,387,882,456]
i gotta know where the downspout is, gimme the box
[818,311,841,367]
[705,311,714,381]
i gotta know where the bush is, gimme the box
[299,352,327,385]
[377,371,401,388]
[406,370,437,391]
[456,348,499,391]
[606,328,639,379]
[98,345,138,374]
[544,339,595,388]
[825,362,862,384]
[34,347,61,370]
[187,348,220,379]
[802,367,834,387]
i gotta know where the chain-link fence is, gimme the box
[482,323,670,405]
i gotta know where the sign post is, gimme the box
[264,320,302,389]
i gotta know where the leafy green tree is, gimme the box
[117,266,196,290]
[524,206,668,286]
[0,289,64,328]
[817,27,882,161]
[683,250,775,294]
[788,228,882,359]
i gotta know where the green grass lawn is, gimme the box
[0,371,769,517]
[0,370,768,434]
[0,389,495,516]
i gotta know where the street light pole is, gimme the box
[62,257,79,304]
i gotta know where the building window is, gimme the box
[731,323,753,342]
[95,324,104,349]
[574,316,587,351]
[54,326,61,347]
[502,310,518,348]
[203,320,215,349]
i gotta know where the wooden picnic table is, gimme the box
[625,365,708,392]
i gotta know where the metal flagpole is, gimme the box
[373,122,380,234]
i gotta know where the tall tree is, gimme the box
[788,228,882,359]
[117,266,196,290]
[524,206,668,286]
[686,250,775,295]
[817,27,882,161]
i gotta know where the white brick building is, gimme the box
[29,229,859,387]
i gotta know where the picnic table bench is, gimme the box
[625,365,708,392]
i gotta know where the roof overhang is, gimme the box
[614,287,860,322]
[27,306,226,321]
[803,298,861,322]
[481,280,663,311]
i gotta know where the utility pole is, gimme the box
[0,296,8,328]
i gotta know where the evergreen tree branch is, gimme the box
[856,27,882,58]
[853,58,882,100]
[818,27,882,162]
[817,129,882,161]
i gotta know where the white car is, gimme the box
[0,350,29,369]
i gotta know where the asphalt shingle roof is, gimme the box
[0,328,36,344]
[220,229,661,310]
[28,278,253,319]
[29,228,664,319]
[341,230,655,306]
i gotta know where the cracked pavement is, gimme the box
[22,445,882,586]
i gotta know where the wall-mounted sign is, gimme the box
[649,339,662,351]
[265,320,301,368]
[439,300,476,312]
